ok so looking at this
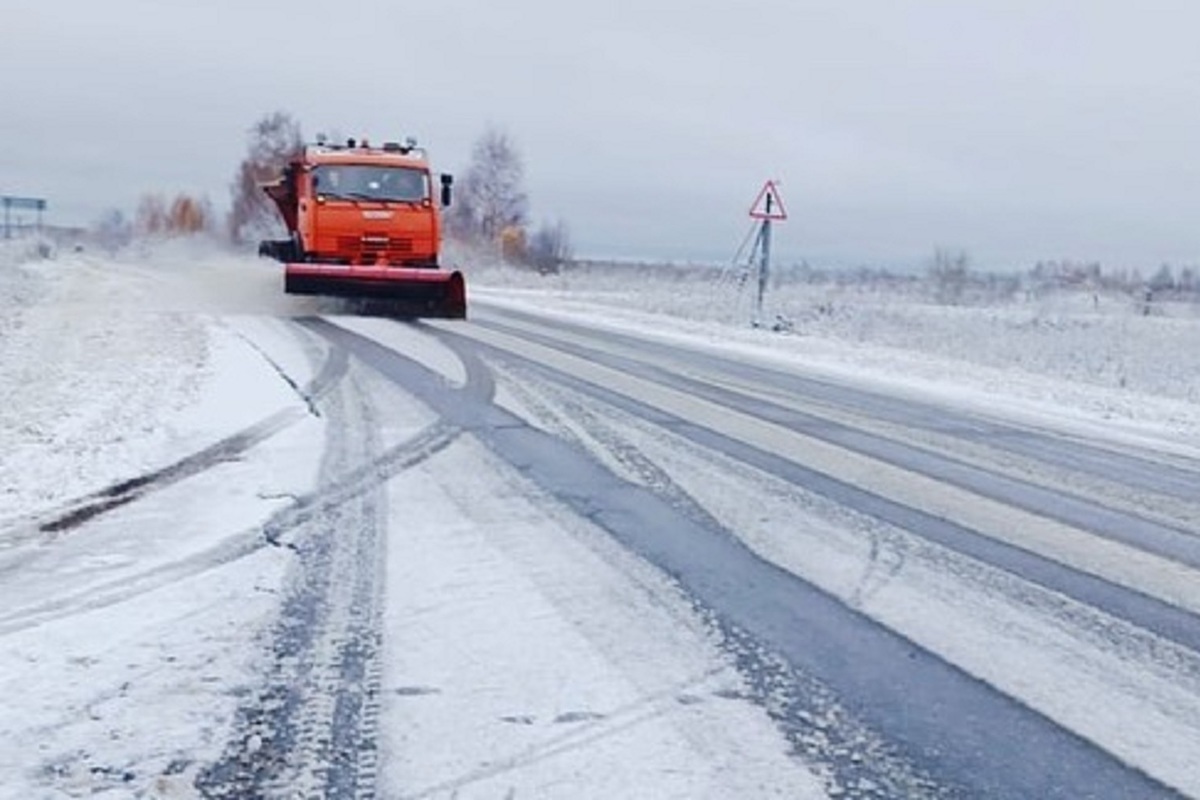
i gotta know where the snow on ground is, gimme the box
[0,239,327,796]
[2,237,1199,796]
[0,238,327,524]
[462,254,1200,454]
[376,431,828,799]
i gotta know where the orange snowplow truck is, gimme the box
[258,137,466,318]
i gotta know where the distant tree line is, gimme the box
[90,192,218,251]
[134,193,215,236]
[774,250,1200,306]
[1029,259,1199,295]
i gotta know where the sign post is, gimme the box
[747,180,787,327]
[2,196,47,238]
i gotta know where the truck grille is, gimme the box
[337,234,415,262]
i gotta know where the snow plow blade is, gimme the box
[284,263,466,319]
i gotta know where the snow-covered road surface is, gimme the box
[2,241,1199,798]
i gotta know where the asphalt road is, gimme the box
[309,302,1200,798]
[15,255,1193,797]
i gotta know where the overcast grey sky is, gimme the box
[3,1,1200,270]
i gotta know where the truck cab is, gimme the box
[260,138,465,318]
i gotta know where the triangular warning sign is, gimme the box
[749,180,788,221]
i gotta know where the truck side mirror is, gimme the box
[440,174,453,207]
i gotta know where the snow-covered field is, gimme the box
[2,236,1198,797]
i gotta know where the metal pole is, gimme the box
[755,218,772,326]
[3,198,10,240]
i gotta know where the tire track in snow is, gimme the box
[0,323,348,547]
[0,419,460,637]
[497,367,724,529]
[198,366,388,798]
[197,317,494,799]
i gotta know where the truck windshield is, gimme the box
[312,165,428,202]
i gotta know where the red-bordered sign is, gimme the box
[749,180,787,221]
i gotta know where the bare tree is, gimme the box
[446,127,528,245]
[228,111,303,244]
[527,219,572,274]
